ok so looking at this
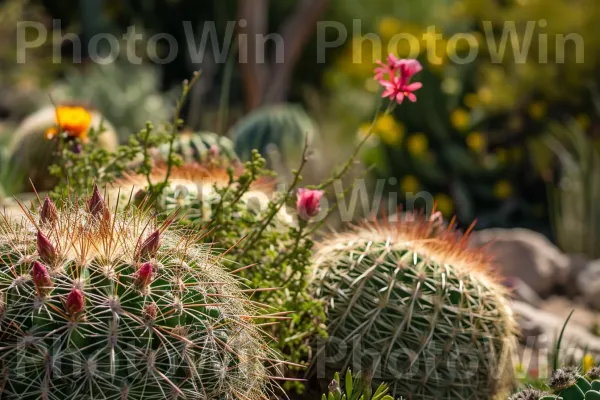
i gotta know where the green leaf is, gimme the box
[345,369,353,399]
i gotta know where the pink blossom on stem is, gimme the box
[37,230,57,264]
[374,54,423,104]
[32,261,53,296]
[135,262,153,289]
[296,188,324,221]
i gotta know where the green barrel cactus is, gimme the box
[312,217,517,399]
[158,131,238,166]
[8,105,118,192]
[230,104,318,170]
[0,186,277,399]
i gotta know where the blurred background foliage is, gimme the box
[2,0,600,257]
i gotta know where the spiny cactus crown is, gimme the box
[313,216,517,400]
[508,389,550,400]
[549,368,579,391]
[0,187,278,399]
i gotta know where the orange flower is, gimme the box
[45,106,92,141]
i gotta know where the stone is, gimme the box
[470,228,571,297]
[577,259,600,309]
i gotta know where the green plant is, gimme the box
[230,104,319,175]
[542,120,600,258]
[312,216,518,399]
[322,369,396,400]
[0,188,278,399]
[509,367,600,400]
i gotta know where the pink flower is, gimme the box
[40,196,58,225]
[296,189,324,221]
[136,230,161,260]
[135,262,153,289]
[37,230,57,265]
[32,261,53,296]
[66,288,85,315]
[374,55,423,104]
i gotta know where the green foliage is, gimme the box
[231,104,319,174]
[322,370,395,400]
[542,121,600,258]
[0,191,277,399]
[312,219,517,399]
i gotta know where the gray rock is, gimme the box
[470,228,571,297]
[577,259,600,309]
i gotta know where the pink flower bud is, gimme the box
[136,230,160,260]
[40,196,58,225]
[66,288,85,315]
[87,184,107,218]
[135,262,153,289]
[32,261,53,296]
[296,188,324,221]
[37,230,57,264]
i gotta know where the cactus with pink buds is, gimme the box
[0,188,278,399]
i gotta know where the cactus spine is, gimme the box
[0,187,277,399]
[158,131,238,166]
[312,216,517,399]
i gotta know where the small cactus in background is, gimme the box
[322,369,396,400]
[312,215,517,399]
[7,105,118,192]
[230,104,319,174]
[0,186,277,399]
[157,131,239,166]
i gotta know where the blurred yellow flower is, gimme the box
[451,109,471,131]
[464,93,479,109]
[529,101,547,120]
[45,105,92,141]
[493,180,513,199]
[375,114,405,145]
[378,17,402,40]
[466,132,486,152]
[434,193,454,216]
[407,133,429,155]
[477,87,494,105]
[584,353,595,373]
[400,175,421,194]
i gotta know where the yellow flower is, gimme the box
[378,17,402,40]
[464,93,479,109]
[466,132,486,153]
[375,114,405,145]
[400,175,420,194]
[45,105,92,141]
[407,133,428,155]
[477,87,494,105]
[529,102,547,120]
[434,193,454,216]
[451,108,471,131]
[584,353,595,373]
[493,180,513,199]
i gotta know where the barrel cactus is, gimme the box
[158,131,238,166]
[8,104,118,192]
[0,187,277,399]
[312,216,517,399]
[230,104,318,170]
